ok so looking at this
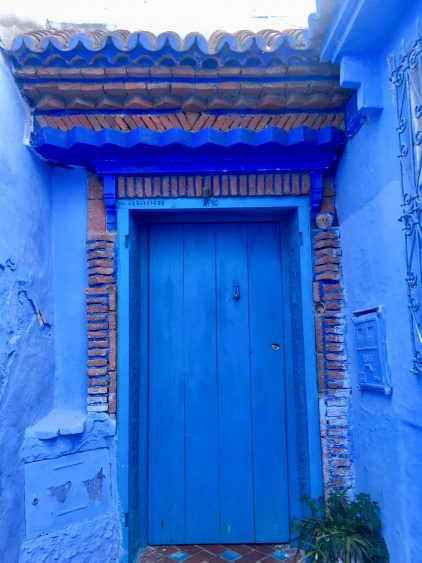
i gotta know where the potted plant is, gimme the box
[291,490,389,563]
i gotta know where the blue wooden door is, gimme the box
[148,221,289,545]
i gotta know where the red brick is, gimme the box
[257,175,265,195]
[171,176,178,197]
[301,174,311,194]
[187,176,195,197]
[238,175,246,196]
[203,176,212,197]
[88,258,114,268]
[87,233,116,243]
[313,231,338,241]
[230,175,238,196]
[87,305,108,313]
[88,322,108,331]
[222,175,229,196]
[326,343,344,353]
[179,176,186,196]
[144,177,152,197]
[89,275,115,286]
[88,174,103,200]
[117,176,125,197]
[87,313,107,322]
[88,347,107,356]
[153,177,161,197]
[325,302,342,311]
[315,255,340,266]
[88,358,108,367]
[108,286,116,312]
[87,367,108,376]
[109,312,117,330]
[88,199,106,234]
[313,282,322,303]
[194,176,202,196]
[316,272,340,282]
[324,283,343,292]
[265,174,273,195]
[88,377,109,387]
[88,339,108,349]
[315,263,340,274]
[109,371,117,414]
[88,267,114,276]
[87,296,107,304]
[315,317,323,352]
[162,176,170,197]
[109,330,117,371]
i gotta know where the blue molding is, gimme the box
[30,125,346,172]
[310,171,323,217]
[103,175,117,231]
[344,92,366,138]
[32,125,345,149]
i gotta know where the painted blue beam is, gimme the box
[31,125,346,172]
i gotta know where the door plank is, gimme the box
[216,224,255,542]
[247,222,289,542]
[148,224,185,544]
[184,223,220,543]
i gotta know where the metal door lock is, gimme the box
[272,343,280,351]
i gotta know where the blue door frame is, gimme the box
[117,196,322,562]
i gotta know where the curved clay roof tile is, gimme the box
[9,28,310,54]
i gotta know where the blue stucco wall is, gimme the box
[0,53,120,561]
[0,51,55,561]
[52,166,88,410]
[335,3,422,561]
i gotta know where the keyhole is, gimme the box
[233,283,240,301]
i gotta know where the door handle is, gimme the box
[233,283,240,301]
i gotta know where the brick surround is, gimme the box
[85,171,352,492]
[312,228,352,491]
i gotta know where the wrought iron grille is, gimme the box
[391,31,422,373]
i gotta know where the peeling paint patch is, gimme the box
[48,481,72,503]
[83,468,105,501]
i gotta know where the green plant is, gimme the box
[291,491,389,563]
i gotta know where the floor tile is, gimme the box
[223,545,252,555]
[271,551,290,561]
[201,545,226,556]
[155,546,180,556]
[169,551,191,562]
[231,551,264,563]
[176,545,203,555]
[180,551,214,563]
[220,550,242,562]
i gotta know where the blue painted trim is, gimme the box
[310,172,323,218]
[297,205,324,500]
[344,91,366,138]
[31,125,345,173]
[33,125,345,150]
[104,175,117,231]
[117,196,306,211]
[117,209,130,562]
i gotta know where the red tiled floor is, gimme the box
[140,544,296,563]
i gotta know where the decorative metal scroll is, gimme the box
[391,31,422,373]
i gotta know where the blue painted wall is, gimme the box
[334,3,422,561]
[0,51,55,561]
[52,166,88,411]
[0,53,120,561]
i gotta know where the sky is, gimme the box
[0,0,317,36]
